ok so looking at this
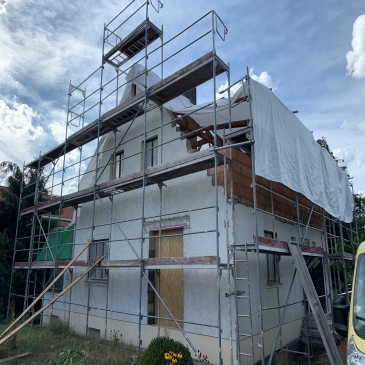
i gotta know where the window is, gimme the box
[143,137,158,168]
[264,231,281,286]
[131,83,137,97]
[112,151,124,179]
[89,239,108,280]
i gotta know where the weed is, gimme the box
[49,318,71,337]
[0,323,137,365]
[109,329,122,350]
[196,350,209,364]
[131,354,139,365]
[6,333,18,351]
[45,348,87,365]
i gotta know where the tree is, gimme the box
[354,193,365,243]
[0,161,53,318]
[0,231,11,320]
[317,137,335,159]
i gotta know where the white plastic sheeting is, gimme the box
[249,79,353,223]
[165,73,353,222]
[84,65,353,222]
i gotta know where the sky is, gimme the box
[0,0,364,196]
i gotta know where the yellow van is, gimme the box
[347,241,365,364]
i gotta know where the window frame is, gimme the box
[111,150,124,180]
[264,230,281,286]
[142,136,158,169]
[88,239,109,281]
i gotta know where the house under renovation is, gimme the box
[5,2,359,365]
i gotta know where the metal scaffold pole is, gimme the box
[247,69,265,364]
[85,20,107,337]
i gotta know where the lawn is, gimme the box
[0,320,138,365]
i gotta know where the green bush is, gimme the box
[140,337,193,365]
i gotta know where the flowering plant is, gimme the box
[164,351,183,364]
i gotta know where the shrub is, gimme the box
[140,337,193,365]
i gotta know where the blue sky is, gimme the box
[0,0,364,195]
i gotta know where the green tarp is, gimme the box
[37,224,74,261]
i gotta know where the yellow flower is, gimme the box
[178,353,183,358]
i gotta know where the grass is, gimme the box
[0,319,138,364]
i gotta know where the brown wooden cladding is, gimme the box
[208,148,323,228]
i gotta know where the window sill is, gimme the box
[266,282,282,288]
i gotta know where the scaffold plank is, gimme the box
[14,255,218,269]
[250,236,325,256]
[26,52,228,169]
[104,20,162,68]
[21,149,229,216]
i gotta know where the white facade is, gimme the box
[43,98,327,365]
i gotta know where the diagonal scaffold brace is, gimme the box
[0,252,105,346]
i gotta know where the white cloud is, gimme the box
[346,15,365,79]
[333,146,357,165]
[0,97,46,164]
[216,70,279,99]
[216,80,242,99]
[48,121,67,144]
[48,121,86,174]
[249,68,279,91]
[357,121,365,131]
[0,0,7,14]
[340,120,348,129]
[65,178,79,194]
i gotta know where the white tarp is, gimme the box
[102,65,354,222]
[249,79,354,222]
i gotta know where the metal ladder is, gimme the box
[230,242,255,365]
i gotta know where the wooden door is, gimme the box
[153,228,184,329]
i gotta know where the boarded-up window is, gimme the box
[148,228,184,329]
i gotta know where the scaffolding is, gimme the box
[4,1,360,365]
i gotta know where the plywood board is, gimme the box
[153,228,184,329]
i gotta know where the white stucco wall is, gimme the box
[43,103,328,364]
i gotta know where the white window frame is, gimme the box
[111,150,124,179]
[264,230,281,286]
[142,136,158,168]
[88,239,108,281]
